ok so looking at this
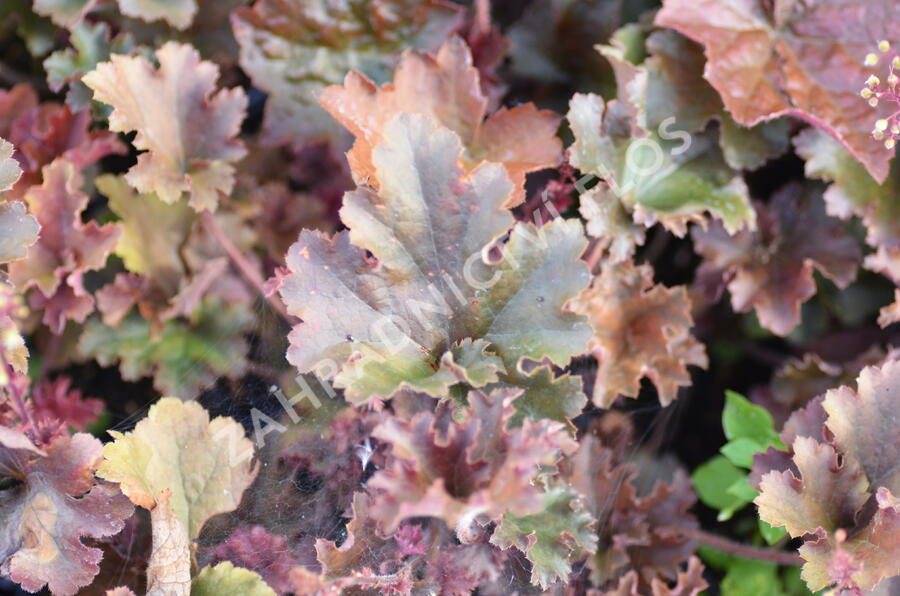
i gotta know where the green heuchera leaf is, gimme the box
[98,398,257,540]
[0,0,58,56]
[490,486,597,589]
[43,22,139,111]
[78,300,252,399]
[280,114,591,423]
[118,0,197,30]
[97,175,196,295]
[232,0,461,145]
[794,127,900,250]
[192,562,276,596]
[569,92,753,259]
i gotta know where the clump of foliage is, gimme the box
[0,1,899,595]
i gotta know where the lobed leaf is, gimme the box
[83,42,247,211]
[693,182,860,336]
[568,91,753,262]
[1,83,126,194]
[29,376,104,432]
[755,360,900,592]
[44,22,140,111]
[192,561,276,596]
[656,0,900,183]
[490,485,597,589]
[97,397,257,540]
[750,348,891,428]
[96,175,195,296]
[571,258,707,407]
[320,36,562,207]
[0,430,134,596]
[78,300,252,399]
[118,0,197,30]
[0,138,39,265]
[565,414,701,592]
[368,388,577,534]
[8,159,120,333]
[231,0,461,146]
[32,0,96,28]
[795,127,900,250]
[280,113,591,415]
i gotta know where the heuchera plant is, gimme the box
[0,1,898,595]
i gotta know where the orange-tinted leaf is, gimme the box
[316,492,401,580]
[656,0,899,183]
[571,259,707,408]
[320,36,562,206]
[232,0,461,146]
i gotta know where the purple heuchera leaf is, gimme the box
[656,0,900,183]
[0,430,134,596]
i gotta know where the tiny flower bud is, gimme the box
[876,119,889,131]
[892,123,900,135]
[888,73,899,87]
[886,138,897,150]
[866,75,880,87]
[873,129,885,140]
[893,56,900,69]
[861,88,873,98]
[865,53,879,66]
[869,97,879,107]
[878,40,890,53]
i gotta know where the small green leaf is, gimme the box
[692,455,751,520]
[725,476,758,502]
[722,391,782,448]
[720,557,781,596]
[758,519,787,545]
[721,436,766,469]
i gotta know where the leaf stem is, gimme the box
[474,0,491,34]
[200,210,291,322]
[684,526,803,566]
